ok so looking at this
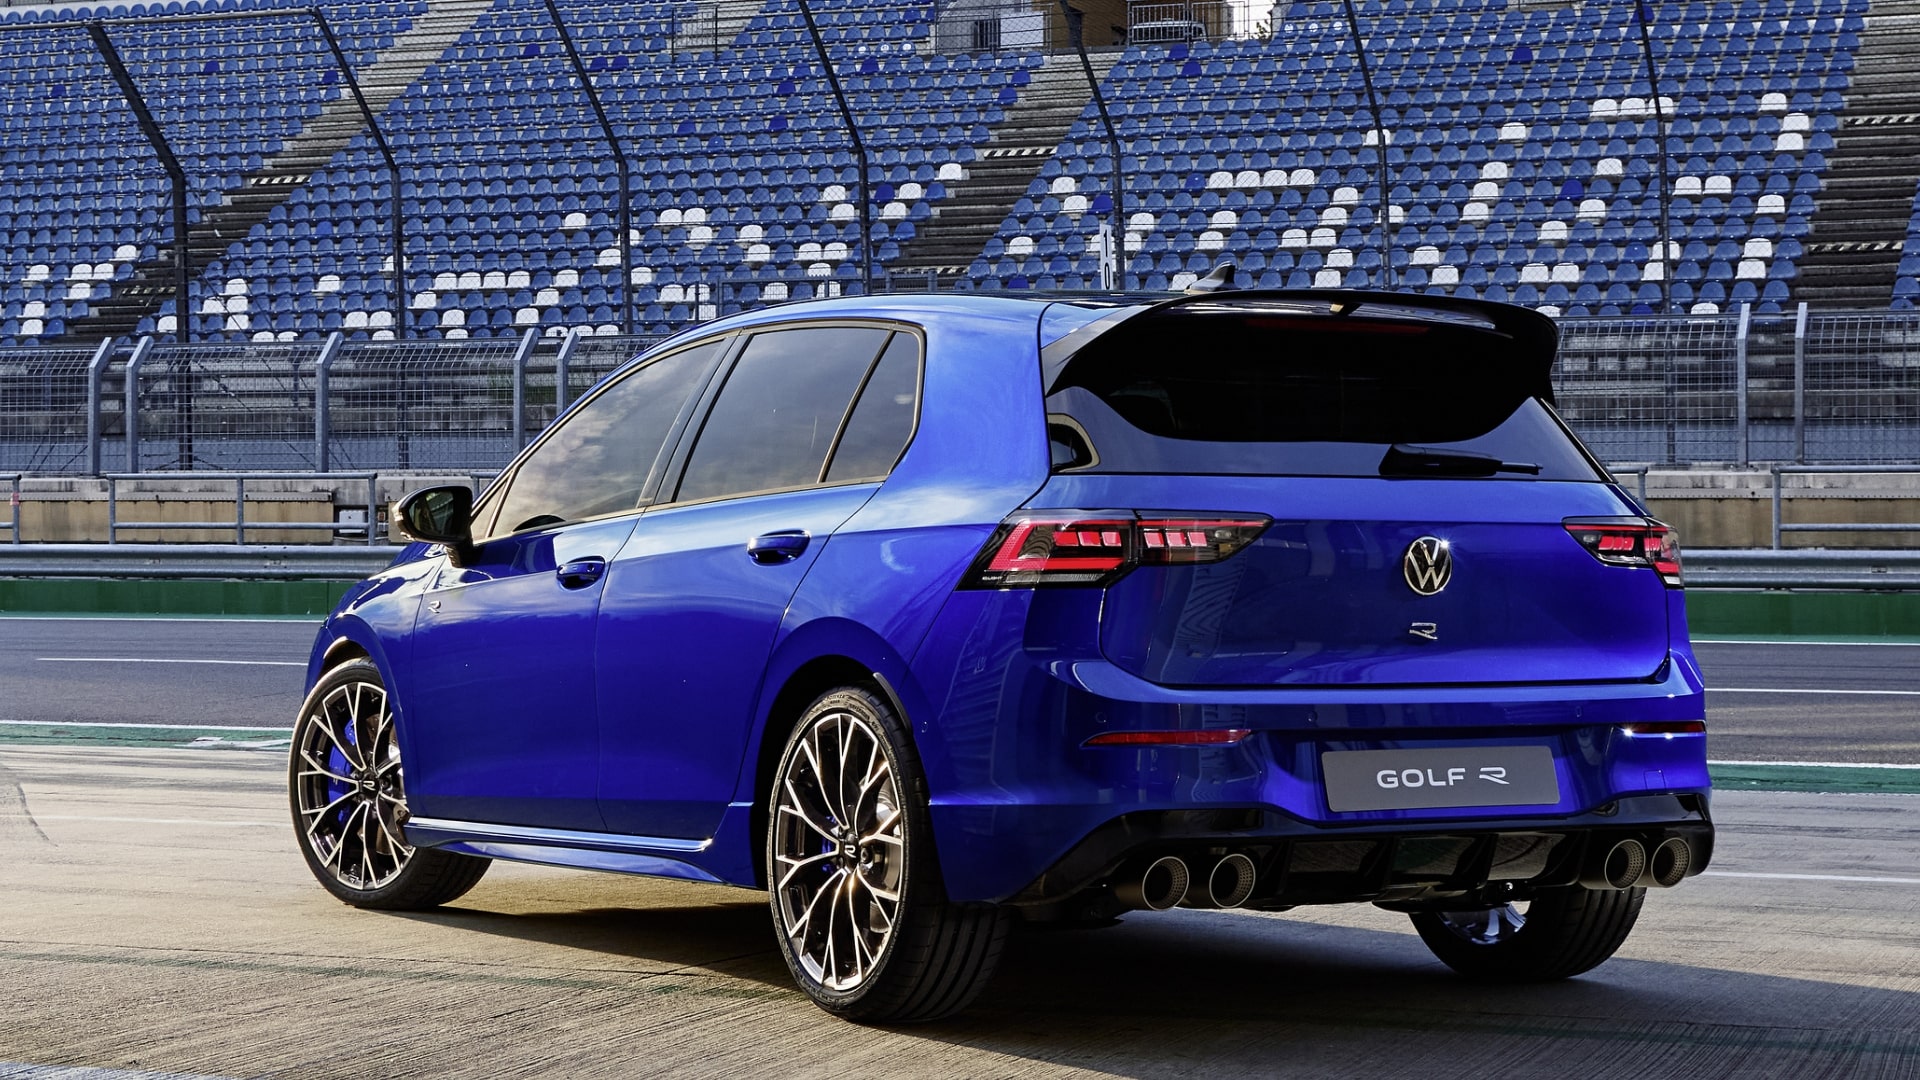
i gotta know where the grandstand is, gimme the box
[1,0,1919,344]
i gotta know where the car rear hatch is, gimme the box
[1015,291,1675,689]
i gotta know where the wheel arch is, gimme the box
[742,622,932,889]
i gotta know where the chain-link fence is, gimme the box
[1797,311,1920,465]
[324,336,531,471]
[131,340,325,471]
[5,309,1920,474]
[1554,311,1746,465]
[0,343,105,472]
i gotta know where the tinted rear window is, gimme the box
[1048,313,1602,481]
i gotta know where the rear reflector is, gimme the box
[1622,721,1706,737]
[1084,728,1254,747]
[1563,517,1683,588]
[962,512,1270,588]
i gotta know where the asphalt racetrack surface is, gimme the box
[0,617,1916,1078]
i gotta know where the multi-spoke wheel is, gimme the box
[1410,885,1645,981]
[289,658,489,910]
[767,687,1008,1022]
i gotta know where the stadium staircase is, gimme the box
[56,0,496,343]
[670,0,763,55]
[886,52,1116,288]
[1793,0,1920,307]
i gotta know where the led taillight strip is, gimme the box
[962,513,1271,590]
[1084,729,1254,747]
[1563,517,1684,588]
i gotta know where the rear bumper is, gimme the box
[909,593,1709,903]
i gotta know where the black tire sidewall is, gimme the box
[765,686,936,1017]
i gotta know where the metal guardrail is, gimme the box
[1769,465,1920,550]
[0,544,403,580]
[104,472,383,546]
[0,543,1916,589]
[1683,549,1920,591]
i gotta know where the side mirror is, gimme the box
[392,485,476,565]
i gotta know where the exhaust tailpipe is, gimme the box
[1180,853,1258,909]
[1648,837,1692,888]
[1580,838,1647,890]
[1114,856,1190,910]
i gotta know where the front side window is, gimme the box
[674,326,898,503]
[484,339,721,536]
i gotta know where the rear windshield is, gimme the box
[1046,311,1603,481]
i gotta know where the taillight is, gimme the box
[961,512,1270,589]
[1084,728,1254,747]
[1563,517,1683,588]
[1622,721,1706,737]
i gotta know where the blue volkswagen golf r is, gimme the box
[289,290,1712,1022]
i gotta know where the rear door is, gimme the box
[1034,294,1672,688]
[595,324,923,840]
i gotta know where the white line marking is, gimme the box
[1696,639,1920,647]
[31,815,285,828]
[0,615,317,624]
[1711,759,1920,770]
[0,720,294,732]
[35,657,304,667]
[1705,871,1920,886]
[1710,687,1920,696]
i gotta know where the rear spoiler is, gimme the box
[1038,289,1562,401]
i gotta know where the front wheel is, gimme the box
[766,687,1009,1022]
[1410,885,1645,981]
[289,658,489,910]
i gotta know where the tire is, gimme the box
[1410,885,1645,982]
[288,658,489,910]
[766,686,1010,1023]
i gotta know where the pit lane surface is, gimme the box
[0,744,1916,1079]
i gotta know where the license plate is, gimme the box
[1321,746,1560,812]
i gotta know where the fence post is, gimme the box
[1770,463,1783,549]
[122,337,155,472]
[1792,303,1809,464]
[234,475,247,545]
[1734,304,1751,468]
[313,331,344,472]
[510,328,539,446]
[84,335,117,476]
[552,327,583,414]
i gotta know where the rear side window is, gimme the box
[823,333,920,483]
[1048,312,1603,480]
[675,326,895,503]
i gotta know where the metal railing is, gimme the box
[1767,465,1920,550]
[3,307,1920,476]
[103,471,382,545]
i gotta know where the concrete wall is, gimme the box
[5,470,1917,547]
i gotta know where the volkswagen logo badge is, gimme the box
[1403,536,1452,596]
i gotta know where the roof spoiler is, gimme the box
[1038,289,1562,395]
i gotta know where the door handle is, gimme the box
[747,531,810,564]
[556,556,607,588]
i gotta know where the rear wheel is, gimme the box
[1410,885,1645,981]
[289,658,489,910]
[766,687,1009,1022]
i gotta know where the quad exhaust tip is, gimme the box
[1648,836,1693,888]
[1180,853,1258,909]
[1581,838,1648,891]
[1115,856,1190,910]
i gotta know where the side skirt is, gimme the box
[405,816,737,885]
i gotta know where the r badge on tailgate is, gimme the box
[1322,746,1560,812]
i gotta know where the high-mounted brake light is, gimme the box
[1563,517,1683,588]
[962,512,1270,589]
